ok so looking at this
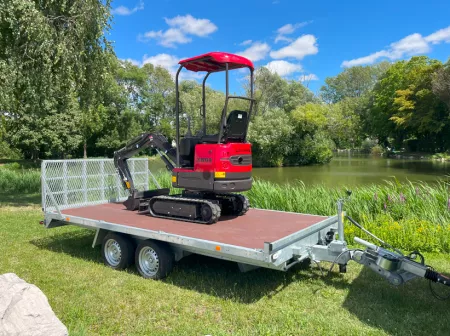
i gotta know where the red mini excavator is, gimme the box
[114,52,255,224]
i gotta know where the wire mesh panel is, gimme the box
[42,159,149,212]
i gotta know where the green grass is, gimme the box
[1,204,450,336]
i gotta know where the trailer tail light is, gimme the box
[215,246,221,251]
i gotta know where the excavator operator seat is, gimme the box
[223,110,248,143]
[179,136,200,167]
[200,110,249,144]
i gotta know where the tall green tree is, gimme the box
[320,62,390,103]
[432,59,450,109]
[248,108,294,167]
[0,0,112,158]
[368,56,448,151]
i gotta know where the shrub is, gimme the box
[371,144,383,155]
[361,138,378,154]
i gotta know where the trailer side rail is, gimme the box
[42,158,149,213]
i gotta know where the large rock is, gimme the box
[0,273,68,336]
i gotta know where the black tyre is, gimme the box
[135,240,174,279]
[102,232,134,270]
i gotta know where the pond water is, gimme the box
[253,154,450,187]
[148,154,450,187]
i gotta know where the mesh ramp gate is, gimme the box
[42,159,149,213]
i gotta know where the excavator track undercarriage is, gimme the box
[139,193,249,224]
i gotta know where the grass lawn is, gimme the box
[1,194,450,335]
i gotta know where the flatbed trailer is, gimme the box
[41,159,450,290]
[41,159,348,277]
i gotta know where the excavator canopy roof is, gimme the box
[178,52,254,73]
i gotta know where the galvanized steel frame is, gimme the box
[42,159,344,271]
[41,158,149,213]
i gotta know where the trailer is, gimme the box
[40,159,450,292]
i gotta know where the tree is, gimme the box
[368,56,448,151]
[0,0,112,158]
[253,67,288,114]
[327,97,365,149]
[432,59,450,109]
[283,81,317,113]
[248,108,294,167]
[320,62,390,103]
[288,103,334,164]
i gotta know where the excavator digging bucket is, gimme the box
[124,188,170,211]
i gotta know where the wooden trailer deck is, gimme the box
[61,203,328,249]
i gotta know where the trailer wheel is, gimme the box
[102,232,134,270]
[135,240,173,279]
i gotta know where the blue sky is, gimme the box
[110,0,450,94]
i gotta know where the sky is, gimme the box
[109,0,450,95]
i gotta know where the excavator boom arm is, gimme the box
[114,133,176,193]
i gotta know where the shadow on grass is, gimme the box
[342,268,450,335]
[0,192,41,207]
[30,230,103,264]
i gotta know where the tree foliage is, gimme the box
[1,1,450,167]
[432,59,450,109]
[320,62,390,103]
[0,0,112,158]
[367,56,449,151]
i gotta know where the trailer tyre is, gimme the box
[102,233,134,270]
[135,240,173,279]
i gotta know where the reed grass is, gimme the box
[0,166,41,193]
[2,166,449,252]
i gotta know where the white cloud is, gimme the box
[240,39,253,46]
[265,60,302,76]
[237,42,271,62]
[112,1,144,16]
[270,35,318,60]
[165,14,217,37]
[342,26,450,67]
[425,26,450,44]
[342,51,390,67]
[141,53,203,81]
[140,28,191,48]
[275,21,312,43]
[143,53,179,69]
[299,74,319,82]
[388,33,430,59]
[139,14,217,48]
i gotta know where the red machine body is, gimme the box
[172,143,252,192]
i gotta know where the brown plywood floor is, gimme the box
[61,203,328,249]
